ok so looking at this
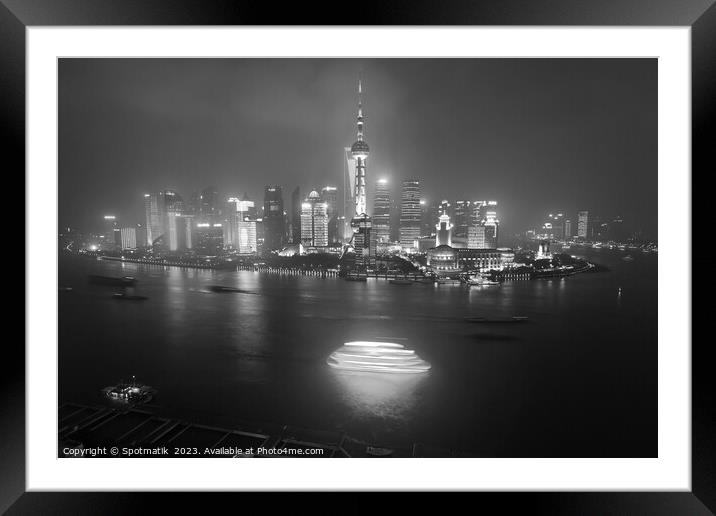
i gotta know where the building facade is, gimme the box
[301,191,329,248]
[372,178,391,245]
[399,179,421,250]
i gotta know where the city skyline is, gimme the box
[59,58,657,238]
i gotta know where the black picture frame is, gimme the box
[5,1,713,512]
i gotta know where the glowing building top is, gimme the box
[350,80,369,217]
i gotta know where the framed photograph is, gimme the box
[6,0,712,512]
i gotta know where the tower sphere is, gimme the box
[351,139,370,159]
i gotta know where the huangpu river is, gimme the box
[58,249,657,457]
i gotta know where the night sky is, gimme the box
[58,58,657,238]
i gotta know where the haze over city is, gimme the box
[59,58,657,238]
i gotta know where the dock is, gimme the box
[58,402,460,458]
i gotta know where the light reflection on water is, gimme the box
[330,370,427,420]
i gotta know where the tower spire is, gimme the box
[357,78,364,141]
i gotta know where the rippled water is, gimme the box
[59,249,657,457]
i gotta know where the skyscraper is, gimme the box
[399,179,421,250]
[144,192,164,247]
[120,226,137,250]
[263,185,285,252]
[578,211,589,239]
[102,215,120,249]
[453,200,471,240]
[301,191,328,248]
[290,186,301,244]
[372,179,391,244]
[349,80,373,266]
[199,187,219,223]
[321,186,340,244]
[163,190,184,251]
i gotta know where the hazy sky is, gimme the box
[59,58,657,237]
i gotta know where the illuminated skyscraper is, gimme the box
[301,191,329,247]
[290,186,301,244]
[102,215,120,249]
[144,193,164,247]
[565,219,573,239]
[162,190,184,251]
[321,186,340,244]
[453,200,471,240]
[577,211,589,238]
[120,227,137,250]
[399,179,421,250]
[372,179,391,244]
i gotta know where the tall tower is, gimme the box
[349,79,373,267]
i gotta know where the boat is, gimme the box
[465,275,500,286]
[112,292,148,301]
[102,376,156,405]
[344,275,367,282]
[88,274,137,286]
[59,286,73,292]
[622,255,635,262]
[465,316,529,323]
[208,285,244,293]
[389,279,414,285]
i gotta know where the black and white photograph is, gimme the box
[56,57,658,459]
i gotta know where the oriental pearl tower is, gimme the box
[349,79,373,267]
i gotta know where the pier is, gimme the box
[58,402,458,458]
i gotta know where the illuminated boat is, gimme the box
[102,376,156,405]
[466,275,500,286]
[389,279,414,285]
[327,341,431,374]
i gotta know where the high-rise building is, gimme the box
[453,200,471,240]
[194,223,224,256]
[120,227,137,250]
[135,223,147,249]
[577,211,589,239]
[400,180,422,250]
[263,185,285,252]
[301,191,329,247]
[199,187,219,223]
[162,190,184,251]
[321,186,340,244]
[467,225,486,249]
[144,193,164,247]
[542,212,565,240]
[237,219,258,254]
[565,219,573,239]
[290,186,301,244]
[102,215,120,249]
[421,199,438,238]
[372,179,391,244]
